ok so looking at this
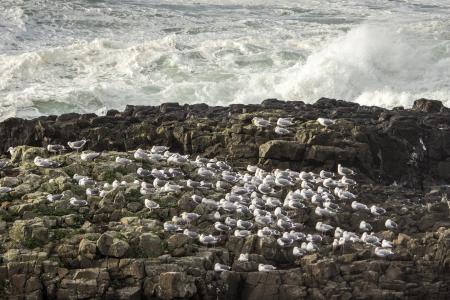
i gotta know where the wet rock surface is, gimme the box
[0,98,449,299]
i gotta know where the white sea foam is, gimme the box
[273,23,450,108]
[0,0,449,120]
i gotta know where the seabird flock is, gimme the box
[1,117,399,273]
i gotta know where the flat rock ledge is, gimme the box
[1,98,450,187]
[0,98,449,299]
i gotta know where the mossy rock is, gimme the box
[62,162,91,178]
[124,187,142,202]
[137,232,164,258]
[22,147,47,161]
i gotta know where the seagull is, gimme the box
[258,264,276,272]
[47,144,66,154]
[113,180,128,189]
[137,167,152,177]
[275,177,294,187]
[307,234,322,244]
[247,165,258,173]
[300,189,315,200]
[277,216,293,230]
[187,179,202,189]
[7,147,15,157]
[252,117,271,128]
[200,181,214,189]
[167,154,189,164]
[162,182,183,193]
[381,239,393,248]
[214,263,231,272]
[220,201,237,213]
[264,196,282,208]
[287,199,306,210]
[361,232,380,246]
[225,217,237,227]
[315,206,336,217]
[315,221,334,234]
[274,126,291,135]
[257,227,274,238]
[167,168,184,178]
[337,164,356,176]
[238,253,249,262]
[215,222,232,233]
[351,201,369,211]
[385,219,398,230]
[340,176,357,186]
[337,190,357,201]
[277,237,294,248]
[277,117,294,127]
[257,183,272,195]
[152,169,169,180]
[81,151,101,161]
[47,194,63,202]
[34,156,60,168]
[334,227,343,239]
[370,205,386,216]
[323,178,337,189]
[222,172,239,183]
[115,157,132,165]
[302,241,319,253]
[183,229,198,239]
[301,180,314,190]
[163,222,181,233]
[293,246,307,257]
[319,170,334,179]
[198,167,215,178]
[374,247,394,258]
[202,198,219,210]
[181,212,200,224]
[234,230,252,238]
[69,197,88,207]
[323,201,341,211]
[237,219,253,230]
[359,221,373,232]
[151,145,170,154]
[67,139,87,152]
[0,187,13,193]
[274,207,287,219]
[134,148,150,161]
[299,171,314,182]
[287,231,306,241]
[317,118,336,127]
[86,188,100,197]
[199,234,218,246]
[144,199,160,210]
[79,177,96,187]
[190,194,202,204]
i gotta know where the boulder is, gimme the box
[138,233,164,258]
[157,272,197,299]
[78,238,97,260]
[259,140,306,161]
[412,99,444,113]
[97,233,129,258]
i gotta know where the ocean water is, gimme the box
[1,0,450,120]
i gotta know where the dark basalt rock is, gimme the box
[3,98,449,187]
[413,98,445,113]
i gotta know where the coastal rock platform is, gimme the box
[0,98,449,299]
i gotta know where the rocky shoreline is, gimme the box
[0,98,449,299]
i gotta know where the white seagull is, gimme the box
[317,117,336,127]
